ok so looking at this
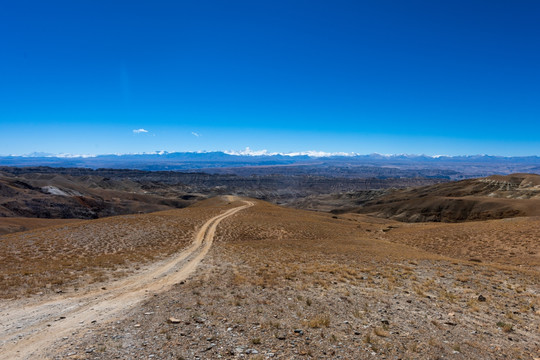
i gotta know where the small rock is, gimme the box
[203,343,216,352]
[381,319,389,325]
[144,312,154,315]
[168,317,182,324]
[245,349,258,354]
[276,334,286,340]
[294,329,304,335]
[478,295,486,302]
[134,323,141,328]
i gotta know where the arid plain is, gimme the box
[0,173,539,359]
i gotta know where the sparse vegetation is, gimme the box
[2,193,539,359]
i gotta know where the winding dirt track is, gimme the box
[0,200,253,360]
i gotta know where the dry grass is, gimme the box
[0,217,79,236]
[382,216,540,269]
[0,198,239,298]
[4,197,540,359]
[305,314,330,328]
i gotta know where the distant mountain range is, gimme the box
[1,152,540,177]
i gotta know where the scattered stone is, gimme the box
[168,317,182,324]
[245,349,259,354]
[478,295,486,302]
[134,323,141,328]
[276,334,287,340]
[294,329,304,336]
[203,343,216,352]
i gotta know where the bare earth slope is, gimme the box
[0,198,253,359]
[335,173,540,222]
[0,199,534,359]
[0,170,196,221]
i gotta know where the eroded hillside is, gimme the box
[331,173,540,222]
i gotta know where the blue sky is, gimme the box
[1,1,539,156]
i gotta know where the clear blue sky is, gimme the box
[1,1,539,156]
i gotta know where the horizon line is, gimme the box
[1,148,540,159]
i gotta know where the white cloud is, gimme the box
[191,132,200,137]
[133,128,148,134]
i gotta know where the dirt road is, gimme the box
[0,200,253,359]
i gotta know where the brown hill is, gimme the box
[1,197,538,359]
[0,170,199,221]
[334,173,540,222]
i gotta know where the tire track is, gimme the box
[0,199,253,359]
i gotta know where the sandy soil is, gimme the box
[0,199,253,359]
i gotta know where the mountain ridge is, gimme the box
[2,152,540,177]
